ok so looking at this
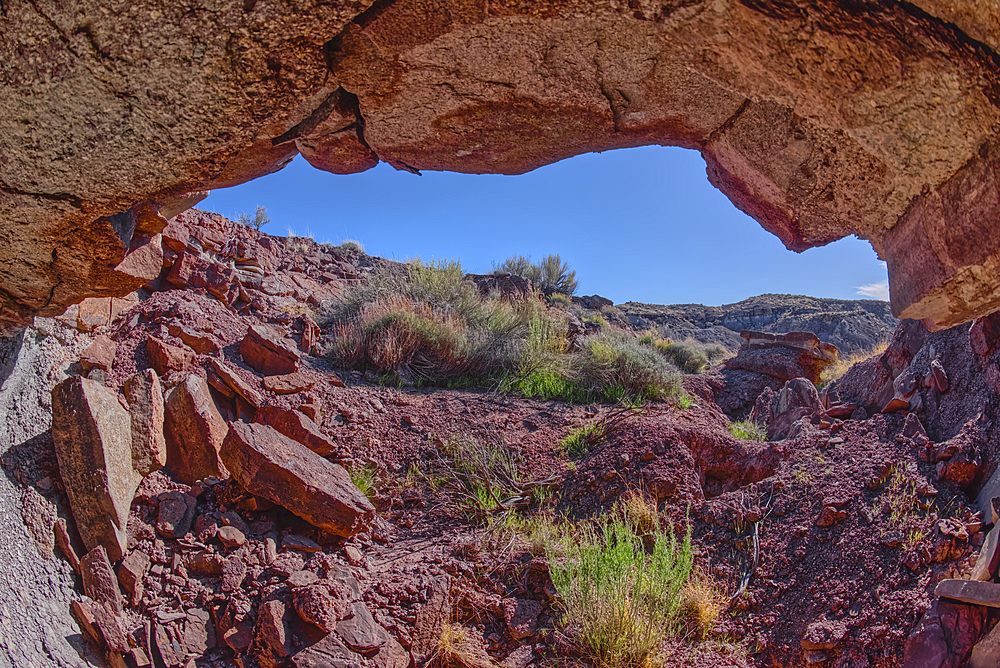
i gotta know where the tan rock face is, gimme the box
[123,369,168,476]
[51,376,143,562]
[220,422,374,537]
[164,374,230,485]
[2,1,1000,329]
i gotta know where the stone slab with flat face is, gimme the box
[936,579,1000,607]
[972,525,1000,581]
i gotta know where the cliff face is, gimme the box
[619,294,897,356]
[2,0,1000,330]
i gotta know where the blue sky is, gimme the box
[201,145,890,307]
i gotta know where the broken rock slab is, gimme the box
[240,324,300,376]
[164,374,230,485]
[207,358,264,408]
[901,598,985,668]
[80,335,117,373]
[220,422,374,538]
[936,579,1000,607]
[123,369,167,476]
[81,546,125,614]
[52,376,143,562]
[263,371,316,394]
[147,336,195,377]
[253,405,339,458]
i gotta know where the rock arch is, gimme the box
[1,0,999,329]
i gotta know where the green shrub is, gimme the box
[582,313,607,329]
[494,253,578,296]
[546,513,693,668]
[656,341,709,374]
[425,435,523,517]
[547,293,574,308]
[728,419,766,441]
[579,331,682,402]
[702,343,731,363]
[238,205,271,231]
[348,462,378,502]
[561,423,601,457]
[338,239,364,254]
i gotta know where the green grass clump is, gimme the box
[561,423,602,456]
[728,419,767,442]
[348,463,379,502]
[425,435,523,517]
[656,341,709,374]
[546,513,693,668]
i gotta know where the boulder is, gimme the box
[467,273,533,301]
[80,335,117,373]
[123,369,167,476]
[147,336,195,377]
[166,252,236,303]
[166,322,223,354]
[252,405,339,458]
[263,371,315,394]
[206,358,264,409]
[901,598,986,668]
[291,633,363,668]
[76,298,112,332]
[336,602,388,653]
[81,546,124,614]
[725,330,838,384]
[220,422,374,538]
[164,374,230,485]
[765,378,821,441]
[240,324,300,376]
[52,376,142,562]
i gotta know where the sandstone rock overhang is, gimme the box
[2,0,1000,330]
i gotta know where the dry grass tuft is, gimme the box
[679,575,726,640]
[820,337,890,384]
[429,623,498,668]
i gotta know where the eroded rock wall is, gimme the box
[2,0,1000,329]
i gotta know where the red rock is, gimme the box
[220,423,374,538]
[164,374,230,484]
[70,599,100,645]
[118,549,150,605]
[217,525,246,548]
[502,598,542,640]
[299,314,321,354]
[182,608,216,655]
[291,632,363,668]
[187,551,224,577]
[725,330,839,383]
[80,335,117,372]
[154,621,186,667]
[930,358,950,392]
[54,518,81,575]
[89,600,128,652]
[240,324,300,376]
[901,598,985,668]
[221,555,248,592]
[156,491,197,539]
[336,601,388,652]
[166,252,236,303]
[292,580,352,632]
[372,636,410,668]
[815,505,849,527]
[115,233,164,284]
[283,534,322,552]
[263,371,315,394]
[971,526,1000,581]
[52,376,142,562]
[167,323,222,354]
[253,405,339,458]
[218,606,255,652]
[298,403,319,421]
[81,546,124,614]
[147,336,194,376]
[207,358,264,408]
[256,600,292,659]
[77,297,112,332]
[123,369,167,476]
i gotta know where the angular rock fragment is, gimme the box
[147,336,194,376]
[118,549,150,605]
[52,376,142,562]
[936,579,1000,607]
[218,605,255,652]
[337,602,388,652]
[167,252,236,303]
[217,525,246,548]
[902,598,985,668]
[263,371,315,394]
[253,405,339,458]
[80,335,117,373]
[123,369,167,475]
[293,579,352,632]
[971,619,1000,668]
[156,491,197,539]
[207,358,264,408]
[54,518,81,575]
[164,374,230,484]
[412,575,451,665]
[972,526,1000,581]
[183,608,216,656]
[220,423,373,537]
[291,632,363,668]
[81,546,124,614]
[240,324,300,376]
[77,298,112,332]
[283,534,322,552]
[167,322,222,354]
[502,598,542,640]
[256,600,292,659]
[373,636,410,668]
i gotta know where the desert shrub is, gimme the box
[820,337,890,385]
[238,205,271,231]
[578,331,682,402]
[656,341,709,374]
[546,511,693,668]
[547,293,574,308]
[728,419,766,442]
[582,313,607,329]
[424,435,522,517]
[702,342,731,363]
[494,253,578,296]
[339,239,364,254]
[429,623,495,668]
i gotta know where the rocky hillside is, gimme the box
[3,209,1000,668]
[618,294,897,356]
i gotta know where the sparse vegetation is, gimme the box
[545,508,694,668]
[339,239,364,254]
[429,623,497,668]
[679,575,726,641]
[494,253,578,296]
[424,435,523,517]
[820,337,890,385]
[348,462,378,502]
[238,205,271,231]
[728,419,767,442]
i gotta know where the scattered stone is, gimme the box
[291,632,363,668]
[154,621,186,666]
[166,251,236,303]
[337,601,388,652]
[221,556,248,592]
[935,579,1000,607]
[816,505,849,527]
[117,549,150,605]
[206,358,264,408]
[123,369,167,476]
[343,545,364,566]
[263,371,316,394]
[156,491,197,539]
[77,297,112,332]
[167,322,223,354]
[217,525,246,548]
[187,551,224,577]
[293,580,352,632]
[801,619,848,651]
[80,335,117,373]
[372,636,410,668]
[253,405,339,458]
[218,606,255,652]
[283,534,322,553]
[220,423,374,538]
[288,570,320,588]
[52,376,142,562]
[130,647,152,668]
[164,374,230,485]
[182,608,216,655]
[240,324,300,376]
[147,336,195,376]
[256,600,292,659]
[54,518,81,574]
[502,598,542,640]
[901,598,985,668]
[501,645,535,668]
[269,552,306,578]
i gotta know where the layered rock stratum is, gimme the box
[2,0,1000,329]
